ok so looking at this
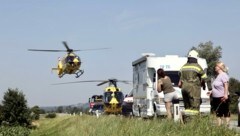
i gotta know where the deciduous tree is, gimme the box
[191,41,222,78]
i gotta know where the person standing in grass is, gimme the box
[207,61,230,126]
[157,68,178,119]
[178,50,207,114]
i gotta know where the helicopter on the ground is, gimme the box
[53,78,131,114]
[99,79,128,114]
[28,41,109,78]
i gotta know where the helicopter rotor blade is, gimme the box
[29,41,109,53]
[77,47,110,52]
[117,80,132,84]
[62,41,70,50]
[51,80,105,85]
[107,78,131,84]
[62,41,74,53]
[28,49,67,52]
[97,81,109,86]
[51,78,132,86]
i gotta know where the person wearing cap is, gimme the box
[178,50,207,114]
[207,61,230,126]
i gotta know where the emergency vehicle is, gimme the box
[132,53,211,118]
[88,95,103,114]
[122,89,134,116]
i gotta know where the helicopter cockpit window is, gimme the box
[65,56,75,64]
[104,92,112,103]
[115,92,124,102]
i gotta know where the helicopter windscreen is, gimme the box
[115,92,124,103]
[65,56,75,64]
[104,92,112,103]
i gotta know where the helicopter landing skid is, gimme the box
[75,70,84,78]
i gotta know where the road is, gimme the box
[229,121,240,132]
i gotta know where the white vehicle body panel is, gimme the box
[132,54,210,118]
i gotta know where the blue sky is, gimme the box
[0,1,240,107]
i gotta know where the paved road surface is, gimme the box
[229,121,240,132]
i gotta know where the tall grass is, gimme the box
[30,114,239,136]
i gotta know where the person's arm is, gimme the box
[206,90,212,96]
[178,69,183,88]
[201,80,206,90]
[221,73,229,101]
[223,82,229,100]
[157,79,163,93]
[178,80,182,88]
[199,66,207,90]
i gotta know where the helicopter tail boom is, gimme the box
[51,68,59,73]
[52,68,58,70]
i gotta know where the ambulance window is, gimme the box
[148,68,155,83]
[165,71,179,86]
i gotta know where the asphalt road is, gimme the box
[229,121,240,132]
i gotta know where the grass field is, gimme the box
[30,114,240,136]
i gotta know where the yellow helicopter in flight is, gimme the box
[28,41,109,78]
[53,78,131,114]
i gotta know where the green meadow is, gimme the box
[29,114,239,136]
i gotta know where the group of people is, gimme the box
[157,49,230,126]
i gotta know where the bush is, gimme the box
[31,106,41,120]
[45,113,57,118]
[0,126,30,136]
[1,88,31,126]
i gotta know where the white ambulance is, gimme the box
[132,53,211,118]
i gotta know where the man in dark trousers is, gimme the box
[178,50,207,114]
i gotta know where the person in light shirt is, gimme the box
[207,61,230,126]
